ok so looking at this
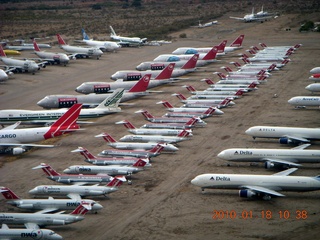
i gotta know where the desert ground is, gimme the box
[1,12,320,240]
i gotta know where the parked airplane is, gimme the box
[217,144,320,169]
[3,49,21,55]
[0,46,43,74]
[183,85,245,98]
[0,187,103,213]
[195,20,218,28]
[56,34,103,59]
[76,63,175,94]
[37,74,151,108]
[79,28,121,52]
[140,116,203,130]
[172,40,227,56]
[288,96,320,108]
[305,83,320,93]
[310,67,320,74]
[29,176,126,197]
[32,39,70,66]
[32,162,113,185]
[0,88,124,125]
[109,25,147,47]
[0,224,63,240]
[0,69,9,82]
[96,132,179,151]
[110,54,198,80]
[0,103,82,155]
[0,203,91,229]
[191,168,320,200]
[245,125,320,144]
[230,7,273,22]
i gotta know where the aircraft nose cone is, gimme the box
[110,74,118,80]
[51,233,64,240]
[191,176,200,186]
[217,150,225,159]
[75,83,86,94]
[245,128,253,135]
[305,84,312,91]
[92,202,103,211]
[63,168,71,173]
[136,63,144,71]
[28,188,37,194]
[215,108,224,115]
[37,97,48,108]
[287,97,295,104]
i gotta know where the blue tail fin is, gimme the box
[82,29,90,40]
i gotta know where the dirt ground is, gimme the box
[1,12,320,240]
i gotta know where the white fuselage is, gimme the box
[106,142,178,151]
[34,51,70,65]
[305,83,320,92]
[63,165,144,175]
[1,57,39,73]
[119,134,189,143]
[126,128,190,136]
[61,45,103,57]
[0,228,63,240]
[0,127,48,144]
[288,96,320,107]
[83,39,120,51]
[0,69,9,81]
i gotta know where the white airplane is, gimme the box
[56,34,103,59]
[95,132,179,151]
[241,52,287,62]
[136,60,189,71]
[115,120,193,136]
[245,125,320,144]
[305,83,320,92]
[0,88,124,125]
[109,25,147,47]
[0,187,103,213]
[76,63,175,94]
[193,20,218,28]
[0,203,91,229]
[183,85,245,98]
[0,45,44,74]
[171,40,227,56]
[217,144,320,169]
[191,168,320,200]
[230,7,274,22]
[140,116,203,130]
[0,103,82,155]
[110,54,199,80]
[32,39,70,66]
[29,176,126,197]
[0,224,63,240]
[79,28,121,52]
[0,69,9,82]
[310,67,320,74]
[37,74,151,108]
[288,96,320,108]
[161,106,221,119]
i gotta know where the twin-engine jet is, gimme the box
[109,25,147,47]
[288,96,320,108]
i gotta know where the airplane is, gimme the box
[194,20,218,28]
[0,224,63,240]
[217,144,320,169]
[79,28,121,52]
[241,57,290,68]
[230,61,278,73]
[305,83,320,93]
[72,146,151,166]
[56,34,103,59]
[191,168,320,200]
[204,81,258,92]
[109,25,147,47]
[241,53,287,63]
[215,71,269,81]
[309,73,320,82]
[310,67,320,74]
[162,106,223,119]
[0,103,82,155]
[32,162,113,185]
[172,40,227,56]
[3,49,21,55]
[115,120,194,136]
[0,45,44,74]
[140,116,203,130]
[245,125,320,145]
[230,7,273,23]
[29,176,126,197]
[288,96,320,108]
[0,69,9,82]
[37,74,151,108]
[2,40,51,51]
[256,5,273,17]
[32,39,70,66]
[0,202,91,229]
[135,60,190,71]
[75,63,175,94]
[96,132,179,151]
[0,187,103,213]
[99,143,165,158]
[0,88,124,125]
[110,54,199,80]
[183,85,245,98]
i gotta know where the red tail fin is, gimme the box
[70,203,91,215]
[202,47,217,61]
[252,46,260,52]
[220,98,231,106]
[235,89,244,96]
[181,54,199,69]
[230,34,244,47]
[157,101,174,109]
[136,109,154,120]
[203,106,216,115]
[155,63,175,80]
[43,103,82,139]
[257,69,266,76]
[107,176,126,187]
[248,82,257,88]
[241,57,250,64]
[216,72,227,80]
[96,133,117,143]
[149,144,164,154]
[257,75,267,81]
[260,42,267,48]
[183,85,197,92]
[0,187,20,200]
[128,74,151,92]
[0,46,7,57]
[173,93,187,101]
[185,117,199,126]
[231,61,242,68]
[202,78,214,85]
[222,66,233,73]
[33,163,61,177]
[74,147,97,160]
[115,120,136,129]
[132,159,147,167]
[216,40,227,53]
[241,53,249,59]
[56,34,67,45]
[177,129,190,137]
[267,64,276,71]
[248,49,256,55]
[33,39,41,52]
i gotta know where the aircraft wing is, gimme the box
[241,185,285,197]
[0,143,54,148]
[72,182,88,186]
[1,121,21,130]
[229,16,245,20]
[36,208,59,214]
[292,143,311,150]
[283,135,310,143]
[67,193,82,200]
[272,168,298,176]
[261,158,302,167]
[24,223,40,230]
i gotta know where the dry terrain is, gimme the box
[1,11,320,240]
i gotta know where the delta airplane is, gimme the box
[0,187,103,213]
[29,176,126,198]
[79,28,120,52]
[115,120,194,136]
[37,74,151,108]
[191,168,320,200]
[0,203,91,229]
[72,146,151,166]
[75,63,175,94]
[56,34,103,59]
[288,96,320,108]
[305,83,320,93]
[0,88,124,125]
[0,104,82,155]
[217,144,320,169]
[245,125,320,145]
[230,7,273,22]
[0,46,43,74]
[32,39,70,66]
[0,224,63,240]
[96,132,179,151]
[110,54,199,80]
[109,25,147,47]
[33,162,113,185]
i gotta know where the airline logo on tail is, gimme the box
[230,34,244,47]
[0,187,20,199]
[102,88,124,108]
[81,29,90,40]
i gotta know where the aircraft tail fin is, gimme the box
[230,34,244,48]
[172,92,187,101]
[248,82,257,89]
[217,40,227,53]
[56,34,67,45]
[95,88,124,109]
[135,109,154,120]
[185,117,199,126]
[202,78,215,85]
[248,49,256,55]
[0,45,7,57]
[128,74,151,92]
[203,106,216,115]
[149,143,165,154]
[156,100,174,109]
[177,129,191,138]
[183,85,197,93]
[257,69,266,76]
[32,39,41,52]
[32,163,61,177]
[215,72,228,80]
[154,63,175,80]
[71,147,97,160]
[95,133,117,143]
[107,176,126,187]
[132,159,147,167]
[231,61,242,68]
[115,120,136,129]
[0,187,20,199]
[202,47,217,60]
[181,54,199,69]
[222,66,233,73]
[81,28,90,40]
[70,202,91,215]
[252,45,260,52]
[109,26,117,36]
[235,89,245,96]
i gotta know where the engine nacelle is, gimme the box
[52,219,65,225]
[264,161,275,169]
[279,137,292,144]
[239,189,256,198]
[12,147,25,155]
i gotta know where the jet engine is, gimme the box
[52,219,65,225]
[12,147,25,155]
[279,137,293,144]
[239,189,256,198]
[264,161,275,169]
